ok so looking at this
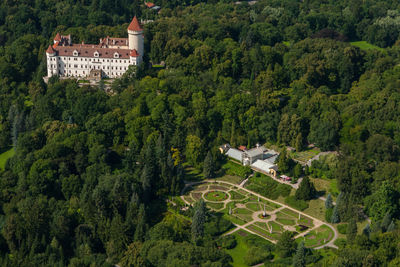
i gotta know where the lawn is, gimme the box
[290,148,320,163]
[234,208,253,222]
[246,173,291,200]
[275,211,295,220]
[311,177,339,197]
[260,198,281,209]
[204,191,229,201]
[303,199,326,221]
[350,41,385,51]
[247,224,280,240]
[229,190,246,200]
[245,202,261,212]
[0,147,15,170]
[226,230,273,267]
[268,221,284,232]
[303,225,334,248]
[217,174,244,185]
[276,218,296,226]
[281,208,300,219]
[206,202,225,210]
[224,214,247,226]
[222,161,252,178]
[225,231,250,267]
[298,215,314,228]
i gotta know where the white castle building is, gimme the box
[45,16,144,79]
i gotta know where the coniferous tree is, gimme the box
[134,204,147,242]
[362,223,370,237]
[331,205,340,223]
[346,219,357,243]
[325,193,333,209]
[141,164,152,203]
[191,199,206,242]
[387,221,396,232]
[295,133,304,152]
[295,176,316,200]
[381,212,392,232]
[277,149,291,173]
[292,241,306,267]
[371,221,381,233]
[203,151,215,179]
[276,231,296,258]
[293,163,303,178]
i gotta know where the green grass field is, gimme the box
[245,202,261,211]
[230,190,246,200]
[303,199,326,221]
[268,221,284,232]
[217,174,244,185]
[226,230,273,267]
[276,218,296,226]
[206,202,225,210]
[281,208,300,218]
[350,41,385,51]
[290,148,320,163]
[0,147,14,170]
[303,225,334,248]
[204,191,228,201]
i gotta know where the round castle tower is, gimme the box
[46,45,58,77]
[127,16,144,60]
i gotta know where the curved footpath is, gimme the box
[181,179,338,249]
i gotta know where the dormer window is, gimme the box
[114,52,119,58]
[94,51,99,57]
[73,50,78,56]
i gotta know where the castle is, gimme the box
[45,16,144,80]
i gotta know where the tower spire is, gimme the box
[128,16,142,32]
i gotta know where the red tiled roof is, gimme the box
[54,33,61,41]
[238,145,247,151]
[130,49,139,57]
[46,45,56,54]
[127,16,143,32]
[145,2,155,8]
[53,44,139,59]
[101,37,129,47]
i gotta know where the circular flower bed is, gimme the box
[204,191,229,202]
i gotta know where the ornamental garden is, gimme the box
[182,181,335,248]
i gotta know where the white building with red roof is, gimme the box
[46,16,144,79]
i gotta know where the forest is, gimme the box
[1,0,400,266]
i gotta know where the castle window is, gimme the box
[94,51,99,57]
[73,50,78,56]
[114,52,119,58]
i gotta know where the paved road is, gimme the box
[181,179,339,249]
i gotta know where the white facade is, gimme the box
[46,17,143,79]
[46,54,139,78]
